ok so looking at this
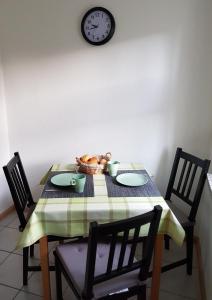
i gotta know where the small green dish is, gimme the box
[116,173,148,187]
[51,173,76,187]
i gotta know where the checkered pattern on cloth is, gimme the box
[16,163,185,249]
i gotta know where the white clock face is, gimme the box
[82,8,115,45]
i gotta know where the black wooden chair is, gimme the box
[3,152,77,285]
[162,147,210,275]
[54,205,162,300]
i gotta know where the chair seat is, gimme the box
[56,241,143,299]
[165,200,194,228]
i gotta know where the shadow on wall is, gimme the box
[154,147,170,196]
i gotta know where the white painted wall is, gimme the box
[0,55,10,212]
[0,0,211,193]
[0,0,211,296]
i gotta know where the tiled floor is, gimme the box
[0,211,201,299]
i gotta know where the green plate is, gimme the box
[116,173,148,187]
[51,173,76,187]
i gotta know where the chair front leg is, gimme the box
[186,226,194,275]
[55,256,63,299]
[23,247,29,285]
[137,285,146,300]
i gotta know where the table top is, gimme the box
[16,163,185,249]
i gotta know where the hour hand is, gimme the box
[91,24,98,29]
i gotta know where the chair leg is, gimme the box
[164,234,170,250]
[186,227,194,275]
[137,286,146,300]
[23,247,29,285]
[30,244,34,257]
[55,256,63,299]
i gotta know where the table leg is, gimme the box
[150,234,163,300]
[40,236,51,300]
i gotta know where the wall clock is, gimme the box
[81,7,115,46]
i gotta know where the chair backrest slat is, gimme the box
[165,147,210,222]
[128,226,140,266]
[83,205,162,299]
[106,233,118,273]
[177,159,187,193]
[185,164,197,200]
[181,161,192,196]
[11,167,26,209]
[117,229,129,269]
[3,152,35,231]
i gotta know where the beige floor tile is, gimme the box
[22,269,68,298]
[0,253,24,289]
[160,267,200,299]
[0,227,20,252]
[0,211,17,227]
[7,216,20,230]
[0,283,19,299]
[0,250,10,265]
[162,240,198,268]
[15,290,42,299]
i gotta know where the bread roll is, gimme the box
[100,158,107,165]
[80,154,91,163]
[87,157,98,164]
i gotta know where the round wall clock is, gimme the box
[81,7,115,46]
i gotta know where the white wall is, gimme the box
[0,0,210,192]
[0,55,10,212]
[0,0,212,295]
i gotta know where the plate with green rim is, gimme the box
[50,173,76,187]
[116,173,148,187]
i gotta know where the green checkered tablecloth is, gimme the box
[16,163,185,249]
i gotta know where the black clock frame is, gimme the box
[81,7,115,46]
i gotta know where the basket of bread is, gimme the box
[76,152,112,175]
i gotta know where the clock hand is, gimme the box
[91,24,98,29]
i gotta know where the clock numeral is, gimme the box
[91,15,94,19]
[88,32,90,36]
[95,12,100,17]
[86,26,89,30]
[102,35,105,39]
[87,20,91,24]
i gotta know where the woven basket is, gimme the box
[76,152,112,175]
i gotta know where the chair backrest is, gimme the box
[83,205,162,299]
[3,152,35,231]
[165,147,210,222]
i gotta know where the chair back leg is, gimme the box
[30,244,34,257]
[55,255,63,299]
[137,286,146,300]
[164,234,170,250]
[23,247,29,285]
[186,227,194,275]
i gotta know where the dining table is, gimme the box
[17,162,185,300]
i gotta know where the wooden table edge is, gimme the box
[150,234,163,300]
